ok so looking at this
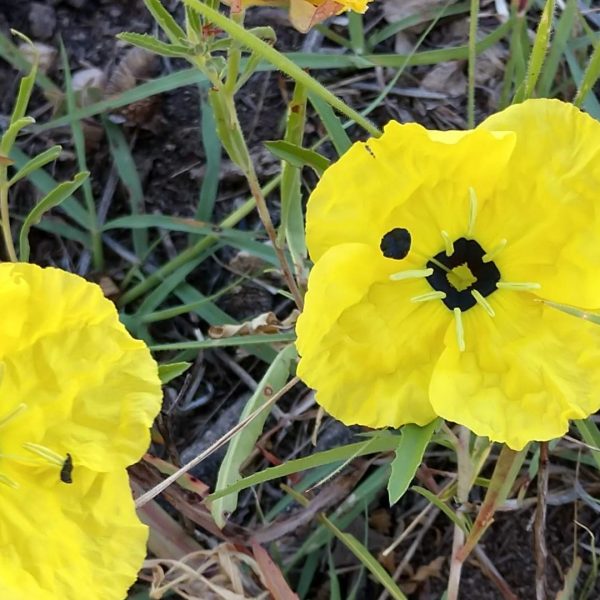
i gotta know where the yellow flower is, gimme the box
[296,99,600,451]
[0,263,162,599]
[221,0,371,32]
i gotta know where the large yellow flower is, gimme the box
[0,263,162,599]
[296,99,600,451]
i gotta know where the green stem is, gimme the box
[467,0,478,128]
[0,166,17,261]
[183,0,381,138]
[225,8,244,94]
[457,444,527,562]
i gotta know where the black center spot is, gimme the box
[380,228,411,259]
[426,238,500,311]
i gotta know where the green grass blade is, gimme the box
[309,94,352,156]
[19,171,89,261]
[388,420,438,505]
[575,418,600,471]
[103,119,148,257]
[196,95,221,222]
[212,345,297,527]
[158,361,191,384]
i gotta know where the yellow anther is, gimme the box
[390,268,433,281]
[22,443,65,467]
[453,308,466,352]
[441,230,454,257]
[482,239,507,263]
[471,290,495,317]
[411,291,447,303]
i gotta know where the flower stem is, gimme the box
[534,442,549,600]
[0,165,17,262]
[456,444,527,562]
[467,0,479,128]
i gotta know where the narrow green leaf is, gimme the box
[19,172,89,261]
[196,95,221,222]
[117,32,192,58]
[309,94,352,156]
[212,345,297,527]
[574,34,600,107]
[265,140,330,175]
[103,119,148,257]
[575,418,600,471]
[208,432,401,502]
[307,510,407,600]
[0,117,35,155]
[387,420,438,505]
[143,0,186,43]
[412,485,468,531]
[8,145,62,186]
[158,361,191,384]
[9,38,37,125]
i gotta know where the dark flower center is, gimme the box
[426,238,500,311]
[380,228,411,259]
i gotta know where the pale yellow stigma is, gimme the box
[446,264,477,292]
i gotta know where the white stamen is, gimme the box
[497,281,541,291]
[471,290,495,317]
[0,474,19,489]
[22,443,65,467]
[453,308,466,352]
[0,403,27,429]
[411,291,447,303]
[482,239,507,263]
[467,187,478,238]
[390,268,433,281]
[441,230,454,257]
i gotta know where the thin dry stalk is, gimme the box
[534,442,549,600]
[135,376,299,508]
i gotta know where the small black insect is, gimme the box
[380,228,411,259]
[60,453,73,484]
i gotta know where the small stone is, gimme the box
[28,2,57,41]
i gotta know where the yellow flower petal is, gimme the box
[297,243,445,427]
[477,99,600,308]
[430,292,600,450]
[0,263,162,471]
[0,469,147,600]
[306,122,516,263]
